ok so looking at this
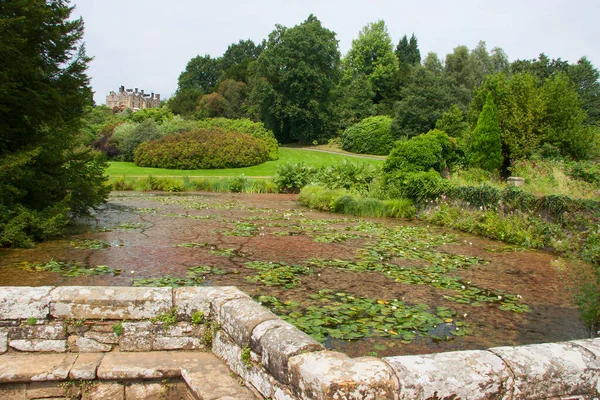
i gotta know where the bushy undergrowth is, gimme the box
[298,185,416,219]
[273,162,318,193]
[109,175,278,194]
[341,116,393,155]
[134,128,270,169]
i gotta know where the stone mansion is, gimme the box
[106,86,160,111]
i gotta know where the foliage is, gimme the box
[381,170,452,203]
[435,105,469,138]
[246,261,312,289]
[259,291,467,343]
[383,130,453,174]
[567,161,600,187]
[252,15,341,143]
[177,54,222,93]
[467,94,503,172]
[195,118,278,160]
[128,107,173,124]
[18,259,120,277]
[298,186,416,219]
[314,161,381,195]
[0,1,109,247]
[113,119,163,161]
[167,87,203,116]
[572,264,600,338]
[340,116,393,155]
[112,322,124,337]
[150,308,178,330]
[395,34,421,66]
[134,128,270,169]
[273,162,317,193]
[391,66,456,139]
[191,311,205,326]
[567,57,600,126]
[342,20,399,105]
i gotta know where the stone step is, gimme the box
[0,351,258,400]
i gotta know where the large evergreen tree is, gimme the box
[251,15,341,143]
[0,0,109,247]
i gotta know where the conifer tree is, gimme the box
[468,93,503,172]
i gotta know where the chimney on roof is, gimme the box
[119,85,125,93]
[141,90,144,96]
[135,88,138,93]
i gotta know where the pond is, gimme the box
[0,192,588,357]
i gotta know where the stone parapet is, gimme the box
[1,286,599,399]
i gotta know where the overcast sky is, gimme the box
[72,0,600,105]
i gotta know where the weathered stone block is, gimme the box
[50,286,172,320]
[0,353,76,382]
[175,286,249,320]
[288,351,395,400]
[0,383,26,399]
[180,353,256,400]
[84,330,119,345]
[384,350,512,399]
[251,319,324,384]
[70,353,103,380]
[0,329,7,354]
[97,351,215,380]
[491,341,600,399]
[9,322,66,340]
[125,382,165,400]
[25,381,66,398]
[153,336,204,351]
[219,297,278,346]
[83,382,124,400]
[9,339,66,353]
[119,321,155,352]
[213,330,279,399]
[0,287,52,320]
[68,336,112,352]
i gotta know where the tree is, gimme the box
[220,39,263,83]
[177,55,222,93]
[251,15,341,143]
[391,66,455,140]
[567,57,600,125]
[0,0,109,247]
[468,93,503,172]
[342,20,399,104]
[435,105,469,138]
[395,33,421,65]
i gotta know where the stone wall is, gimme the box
[1,286,599,400]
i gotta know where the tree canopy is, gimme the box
[251,14,341,143]
[0,0,109,247]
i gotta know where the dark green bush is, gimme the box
[383,130,452,174]
[450,184,502,209]
[340,116,393,155]
[500,186,538,212]
[134,128,270,169]
[196,118,279,160]
[273,162,317,193]
[113,119,163,161]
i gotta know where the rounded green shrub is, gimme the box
[196,118,279,160]
[134,128,270,169]
[341,116,393,155]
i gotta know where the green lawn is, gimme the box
[106,147,384,177]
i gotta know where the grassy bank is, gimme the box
[106,147,384,177]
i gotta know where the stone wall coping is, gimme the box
[1,286,600,400]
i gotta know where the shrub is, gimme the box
[230,175,249,193]
[113,120,163,161]
[341,116,393,155]
[383,130,453,175]
[314,161,381,195]
[568,161,600,187]
[134,128,270,169]
[297,185,348,211]
[273,162,317,193]
[196,118,279,160]
[381,170,452,203]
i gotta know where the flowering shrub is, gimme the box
[134,128,270,169]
